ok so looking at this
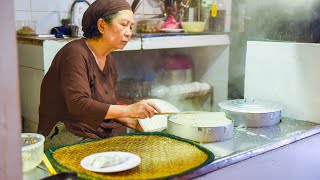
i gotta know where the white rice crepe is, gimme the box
[169,112,232,127]
[89,154,128,168]
[138,99,180,132]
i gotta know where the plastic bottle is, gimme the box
[209,0,226,32]
[185,0,201,22]
[200,0,214,31]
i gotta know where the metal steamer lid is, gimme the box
[218,99,283,113]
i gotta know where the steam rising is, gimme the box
[245,0,319,41]
[114,0,320,110]
[229,0,320,100]
[113,48,213,111]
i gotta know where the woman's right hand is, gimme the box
[115,117,144,132]
[125,100,161,119]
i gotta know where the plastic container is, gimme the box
[16,20,36,36]
[158,54,193,85]
[21,133,45,172]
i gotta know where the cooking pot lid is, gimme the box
[218,98,283,113]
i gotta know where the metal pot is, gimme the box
[167,112,233,143]
[218,99,283,128]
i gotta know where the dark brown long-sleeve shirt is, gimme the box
[38,38,125,139]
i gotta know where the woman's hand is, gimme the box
[125,100,161,119]
[115,118,143,132]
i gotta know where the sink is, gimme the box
[37,34,71,38]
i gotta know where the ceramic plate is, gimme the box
[160,28,184,33]
[80,152,141,173]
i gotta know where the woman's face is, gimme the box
[102,10,134,50]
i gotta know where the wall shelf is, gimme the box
[141,34,230,50]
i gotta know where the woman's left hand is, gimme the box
[115,117,143,132]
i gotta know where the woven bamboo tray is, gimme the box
[46,132,214,180]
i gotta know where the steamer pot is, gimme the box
[218,99,283,128]
[167,112,233,143]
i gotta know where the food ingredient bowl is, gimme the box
[181,21,206,33]
[21,133,45,172]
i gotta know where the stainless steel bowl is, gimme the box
[218,99,283,128]
[167,112,233,142]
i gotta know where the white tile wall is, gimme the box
[14,0,231,34]
[14,0,31,11]
[14,0,168,34]
[31,0,74,12]
[143,0,162,15]
[15,11,32,21]
[31,11,69,34]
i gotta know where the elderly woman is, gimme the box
[38,0,160,150]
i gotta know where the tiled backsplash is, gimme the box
[14,0,162,34]
[14,0,231,34]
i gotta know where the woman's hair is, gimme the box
[83,12,118,39]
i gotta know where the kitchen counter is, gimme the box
[17,35,78,46]
[178,117,320,179]
[23,117,320,179]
